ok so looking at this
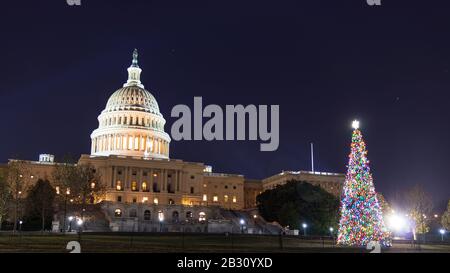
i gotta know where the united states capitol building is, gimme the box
[3,50,344,233]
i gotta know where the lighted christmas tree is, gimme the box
[337,120,390,246]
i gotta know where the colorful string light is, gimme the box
[337,126,391,246]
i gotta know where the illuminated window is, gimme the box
[131,181,138,191]
[203,194,207,201]
[186,211,193,219]
[232,196,237,203]
[134,136,139,150]
[142,197,148,203]
[142,182,148,191]
[224,195,229,202]
[213,195,218,202]
[169,199,175,205]
[153,198,159,204]
[114,209,122,217]
[199,212,206,222]
[158,211,164,222]
[55,186,60,195]
[116,181,122,191]
[203,184,207,188]
[91,182,96,189]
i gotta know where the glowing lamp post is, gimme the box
[68,216,74,232]
[439,229,446,242]
[302,223,308,236]
[240,219,245,234]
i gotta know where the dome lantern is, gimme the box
[124,49,144,89]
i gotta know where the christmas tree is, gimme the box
[337,120,390,246]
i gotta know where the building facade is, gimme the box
[4,50,345,231]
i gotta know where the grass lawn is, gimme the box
[0,233,448,253]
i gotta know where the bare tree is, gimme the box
[0,167,10,230]
[52,163,105,230]
[404,184,433,234]
[7,160,31,232]
[441,200,450,230]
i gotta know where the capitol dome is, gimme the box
[90,49,171,159]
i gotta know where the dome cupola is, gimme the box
[90,49,171,159]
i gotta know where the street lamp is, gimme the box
[62,189,70,232]
[439,229,446,242]
[240,219,245,233]
[68,216,74,232]
[302,223,308,236]
[19,220,23,232]
[329,227,334,235]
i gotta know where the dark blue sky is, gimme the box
[1,0,449,208]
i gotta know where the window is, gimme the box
[115,209,122,217]
[116,181,122,191]
[55,186,60,195]
[199,212,206,222]
[225,185,228,189]
[172,211,179,222]
[132,197,137,203]
[213,195,218,202]
[91,182,96,189]
[142,197,148,203]
[118,170,122,175]
[129,209,137,217]
[190,187,194,194]
[131,181,138,191]
[186,211,193,219]
[153,198,159,204]
[142,182,148,191]
[224,195,229,202]
[190,175,195,179]
[144,210,151,221]
[233,186,236,189]
[169,199,175,205]
[132,170,137,176]
[143,171,148,176]
[117,196,122,202]
[232,196,237,203]
[202,194,207,202]
[158,211,164,222]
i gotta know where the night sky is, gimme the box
[1,0,449,208]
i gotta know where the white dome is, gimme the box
[104,86,161,116]
[90,49,170,159]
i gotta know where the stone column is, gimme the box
[175,170,179,192]
[112,166,116,189]
[149,169,154,192]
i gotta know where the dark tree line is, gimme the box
[257,180,340,235]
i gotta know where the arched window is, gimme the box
[144,210,151,221]
[129,209,137,218]
[114,209,122,217]
[116,181,122,191]
[186,211,193,219]
[172,211,179,223]
[131,181,138,191]
[142,182,148,192]
[199,212,206,222]
[158,211,164,222]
